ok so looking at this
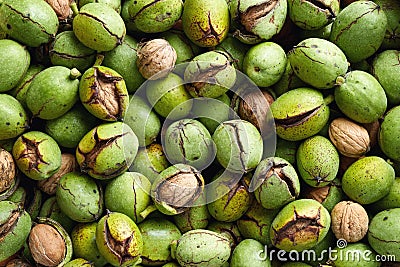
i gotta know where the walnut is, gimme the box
[329,118,370,158]
[363,120,380,149]
[0,149,16,193]
[136,39,177,80]
[37,154,78,195]
[45,0,72,20]
[331,201,369,242]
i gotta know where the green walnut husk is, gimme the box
[105,172,152,223]
[288,38,348,89]
[26,66,80,120]
[96,212,143,267]
[6,185,42,220]
[56,172,104,222]
[376,0,400,50]
[12,131,61,180]
[253,157,300,210]
[331,242,380,267]
[64,258,95,267]
[0,94,29,140]
[303,178,344,212]
[170,229,231,267]
[0,201,31,262]
[0,39,30,92]
[329,0,387,63]
[272,61,307,97]
[184,51,236,99]
[370,177,400,213]
[379,106,400,162]
[231,239,271,267]
[296,135,339,187]
[39,196,76,234]
[49,31,96,72]
[342,156,395,204]
[207,221,242,250]
[0,0,59,47]
[335,70,387,123]
[270,199,331,252]
[71,222,108,267]
[271,88,330,141]
[77,0,121,13]
[72,3,126,52]
[274,138,298,165]
[79,65,129,122]
[182,0,229,47]
[215,35,250,71]
[138,218,182,266]
[76,122,138,179]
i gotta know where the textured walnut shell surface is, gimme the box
[0,149,16,193]
[45,0,72,20]
[329,117,370,158]
[331,201,369,242]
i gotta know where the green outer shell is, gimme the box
[207,221,242,249]
[0,0,59,47]
[379,106,400,162]
[329,0,387,63]
[375,0,400,50]
[0,94,29,140]
[64,258,95,267]
[331,242,379,267]
[371,177,400,216]
[56,172,104,222]
[39,196,76,234]
[215,35,250,71]
[12,131,61,180]
[73,3,126,52]
[0,39,30,92]
[342,156,395,204]
[230,239,271,267]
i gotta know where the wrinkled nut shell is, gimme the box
[37,154,78,195]
[29,224,66,267]
[136,39,177,80]
[45,0,72,20]
[0,149,16,193]
[329,118,370,158]
[331,201,369,242]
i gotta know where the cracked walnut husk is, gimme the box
[0,149,16,193]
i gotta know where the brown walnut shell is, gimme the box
[0,149,16,193]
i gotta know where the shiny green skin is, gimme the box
[73,3,126,52]
[13,131,61,180]
[71,222,108,267]
[207,221,242,249]
[184,51,236,98]
[207,172,253,222]
[76,122,138,179]
[45,105,99,149]
[0,201,31,262]
[56,172,104,222]
[272,61,307,97]
[164,119,214,170]
[342,156,395,204]
[10,64,44,108]
[372,50,400,105]
[271,88,330,141]
[243,42,287,87]
[270,199,331,252]
[50,31,96,72]
[103,35,144,93]
[229,0,287,44]
[77,0,121,13]
[96,212,143,267]
[368,208,400,260]
[39,196,76,234]
[216,35,250,71]
[125,96,160,147]
[376,0,400,50]
[0,39,30,92]
[237,200,278,247]
[213,119,263,173]
[379,106,400,161]
[254,157,300,210]
[288,38,348,89]
[296,136,339,187]
[105,172,151,223]
[171,229,231,267]
[26,66,80,120]
[128,0,183,33]
[331,242,379,267]
[130,143,170,183]
[288,0,339,30]
[0,0,58,47]
[182,0,229,47]
[335,70,387,123]
[371,177,400,213]
[64,258,95,267]
[146,72,192,120]
[274,138,298,165]
[79,66,129,121]
[329,1,387,63]
[138,218,182,266]
[0,94,29,140]
[231,239,271,267]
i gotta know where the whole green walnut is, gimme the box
[0,94,29,140]
[379,106,400,162]
[207,221,242,250]
[342,156,395,204]
[274,138,298,165]
[230,239,271,267]
[182,0,230,47]
[375,0,400,50]
[370,177,400,212]
[0,39,30,92]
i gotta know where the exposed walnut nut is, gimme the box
[37,154,78,195]
[329,118,370,158]
[0,149,16,193]
[304,186,330,203]
[331,201,369,242]
[45,0,72,20]
[6,258,32,267]
[362,120,380,149]
[136,39,177,80]
[29,224,66,267]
